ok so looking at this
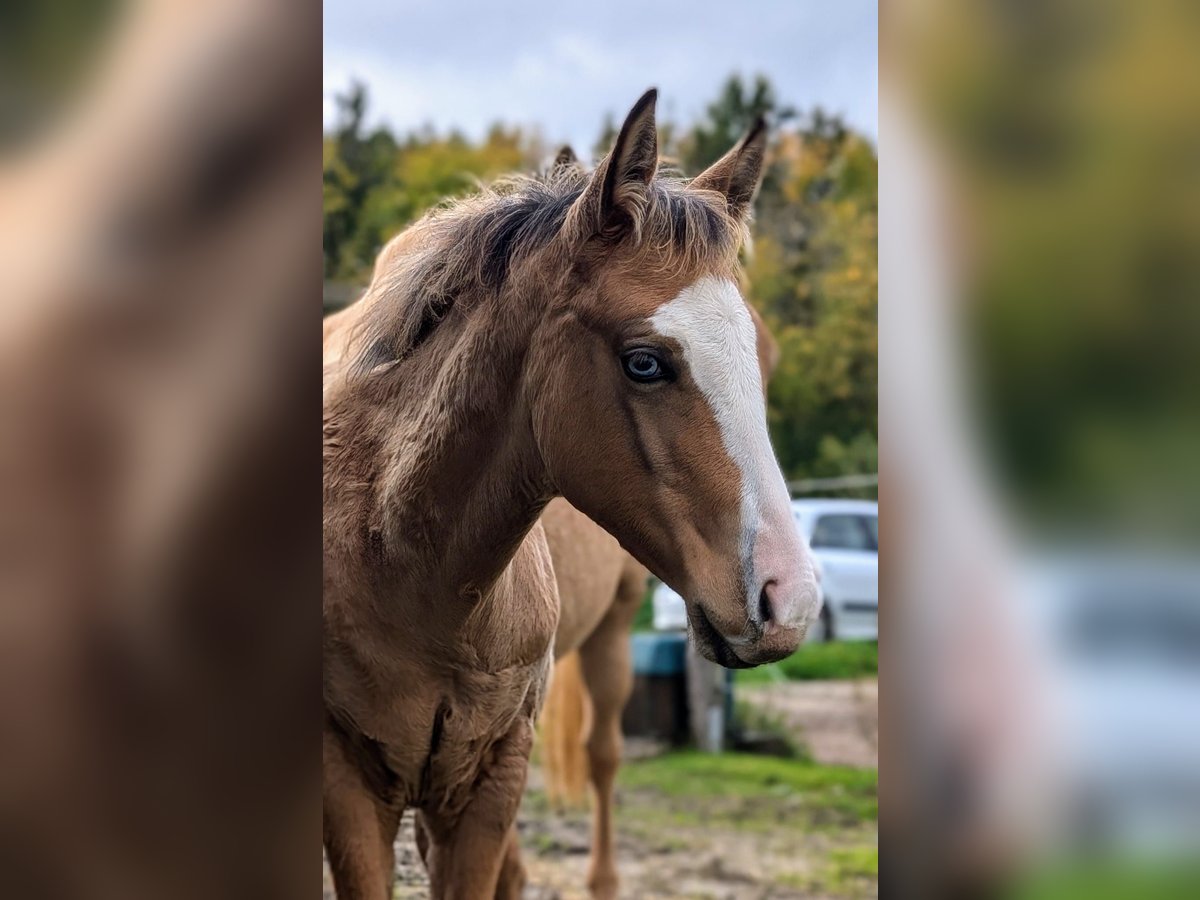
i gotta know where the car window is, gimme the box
[811,514,873,551]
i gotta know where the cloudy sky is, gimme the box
[323,0,877,154]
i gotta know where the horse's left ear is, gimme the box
[566,88,658,241]
[691,115,769,220]
[553,145,580,170]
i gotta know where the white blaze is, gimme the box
[650,276,799,622]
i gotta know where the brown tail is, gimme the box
[540,650,592,808]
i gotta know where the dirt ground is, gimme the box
[323,678,878,899]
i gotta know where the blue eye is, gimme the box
[621,349,668,383]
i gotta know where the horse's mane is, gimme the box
[349,163,745,374]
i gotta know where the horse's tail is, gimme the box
[541,650,591,808]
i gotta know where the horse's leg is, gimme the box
[323,730,402,900]
[423,719,533,899]
[493,826,527,900]
[577,565,644,900]
[422,812,524,900]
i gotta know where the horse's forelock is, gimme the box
[349,168,743,375]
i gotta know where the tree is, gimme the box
[744,111,877,483]
[680,74,795,174]
[323,82,397,278]
[323,86,538,281]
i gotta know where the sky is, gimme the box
[323,0,877,154]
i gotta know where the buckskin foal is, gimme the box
[322,89,819,899]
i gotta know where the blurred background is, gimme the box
[323,2,879,898]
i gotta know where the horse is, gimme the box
[535,283,782,900]
[538,498,647,899]
[322,88,819,899]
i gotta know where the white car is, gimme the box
[792,499,878,641]
[651,580,689,632]
[652,497,878,642]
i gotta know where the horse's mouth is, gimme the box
[691,604,755,670]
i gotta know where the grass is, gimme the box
[618,750,877,825]
[736,639,877,684]
[780,845,879,898]
[630,584,656,632]
[827,846,879,885]
[1013,861,1200,900]
[524,751,877,896]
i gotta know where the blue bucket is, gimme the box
[629,632,687,676]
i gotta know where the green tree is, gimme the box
[680,74,795,174]
[745,112,877,485]
[323,82,397,279]
[323,86,538,280]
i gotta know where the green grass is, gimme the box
[618,751,877,825]
[1013,861,1200,900]
[526,752,877,895]
[735,639,877,684]
[827,846,879,883]
[780,845,879,897]
[630,584,656,632]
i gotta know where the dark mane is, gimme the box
[350,163,744,374]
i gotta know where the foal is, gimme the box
[537,300,780,899]
[323,89,818,899]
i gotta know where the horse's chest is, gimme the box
[457,525,560,671]
[330,522,560,810]
[417,653,551,813]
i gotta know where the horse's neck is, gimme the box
[372,306,551,599]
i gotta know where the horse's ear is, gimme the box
[566,88,658,241]
[691,115,768,220]
[549,145,585,181]
[553,145,580,170]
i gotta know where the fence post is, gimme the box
[686,641,728,752]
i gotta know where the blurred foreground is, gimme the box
[0,2,320,896]
[884,0,1200,896]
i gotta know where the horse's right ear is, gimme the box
[565,88,658,242]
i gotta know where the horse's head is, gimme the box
[528,90,819,667]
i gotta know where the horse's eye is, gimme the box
[621,349,668,383]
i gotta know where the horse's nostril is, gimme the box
[758,581,775,624]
